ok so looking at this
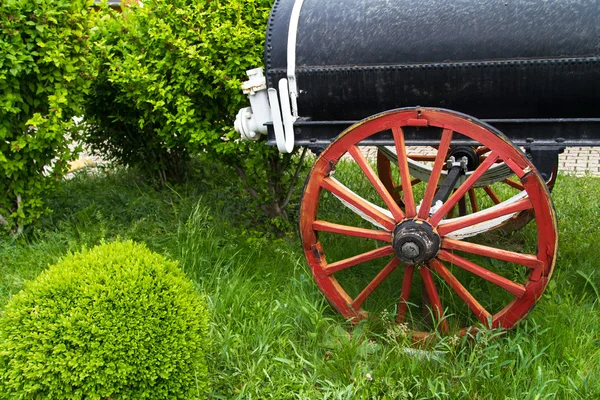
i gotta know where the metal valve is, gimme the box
[234,68,271,141]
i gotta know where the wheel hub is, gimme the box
[448,145,479,171]
[392,220,440,265]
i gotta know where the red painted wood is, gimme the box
[430,152,499,225]
[321,177,397,231]
[419,267,449,334]
[324,246,395,275]
[348,145,405,221]
[299,161,328,252]
[476,146,491,156]
[429,259,492,326]
[437,197,532,236]
[483,185,502,205]
[396,265,415,323]
[393,126,417,218]
[376,151,402,204]
[458,197,468,217]
[438,250,526,298]
[504,158,526,178]
[442,238,542,270]
[491,171,557,328]
[523,171,558,277]
[418,129,453,219]
[468,189,479,212]
[351,258,400,309]
[503,178,525,191]
[479,155,505,164]
[392,178,421,193]
[408,155,437,162]
[376,152,419,210]
[313,220,392,242]
[407,118,429,127]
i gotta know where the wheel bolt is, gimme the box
[401,242,420,260]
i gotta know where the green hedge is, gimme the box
[0,240,210,399]
[0,0,98,235]
[84,0,306,231]
[84,0,273,183]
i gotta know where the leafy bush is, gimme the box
[0,240,210,399]
[84,0,307,230]
[0,0,98,235]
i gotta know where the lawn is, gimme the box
[1,164,599,399]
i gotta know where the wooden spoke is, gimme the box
[313,220,392,242]
[438,250,526,298]
[484,186,502,205]
[396,265,415,323]
[458,197,468,217]
[391,179,421,194]
[351,258,401,310]
[476,146,491,156]
[408,155,437,162]
[503,158,527,178]
[376,152,403,205]
[348,145,405,221]
[420,267,449,334]
[468,189,479,213]
[437,197,533,236]
[430,152,500,226]
[394,179,421,193]
[429,259,492,326]
[324,246,395,275]
[418,129,453,219]
[442,238,542,270]
[504,178,525,191]
[321,177,396,230]
[392,126,416,217]
[480,155,505,164]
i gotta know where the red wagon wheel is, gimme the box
[299,107,557,340]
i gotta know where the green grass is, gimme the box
[1,165,599,399]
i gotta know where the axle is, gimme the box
[431,156,468,212]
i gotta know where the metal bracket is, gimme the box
[258,0,306,153]
[446,156,469,173]
[267,80,296,153]
[524,141,564,182]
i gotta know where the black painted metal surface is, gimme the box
[267,118,600,148]
[266,0,600,122]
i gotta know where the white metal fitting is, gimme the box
[234,107,261,141]
[242,67,267,95]
[234,68,271,141]
[446,156,469,173]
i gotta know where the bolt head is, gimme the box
[401,242,420,259]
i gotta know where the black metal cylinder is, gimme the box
[266,0,600,122]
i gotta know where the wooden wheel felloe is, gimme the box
[299,108,558,339]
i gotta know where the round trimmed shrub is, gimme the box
[0,241,210,399]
